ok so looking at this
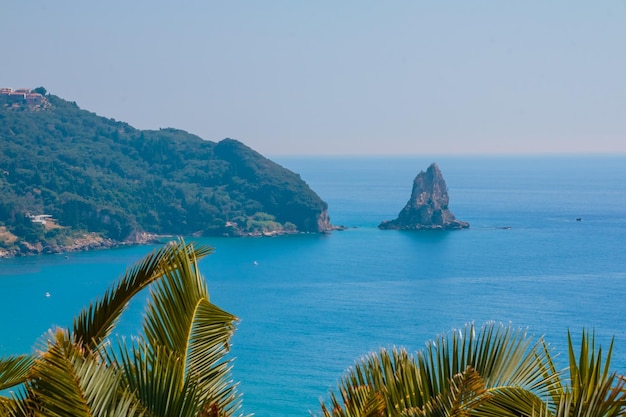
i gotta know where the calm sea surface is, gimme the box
[1,156,626,416]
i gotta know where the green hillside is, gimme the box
[0,88,331,256]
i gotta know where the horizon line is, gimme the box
[269,151,626,159]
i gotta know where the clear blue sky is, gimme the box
[2,1,625,156]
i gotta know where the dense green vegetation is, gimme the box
[0,89,329,254]
[0,240,624,417]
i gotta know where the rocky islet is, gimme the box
[379,163,469,231]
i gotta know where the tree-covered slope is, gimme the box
[0,89,330,255]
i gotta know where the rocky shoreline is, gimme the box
[0,225,347,258]
[0,232,163,258]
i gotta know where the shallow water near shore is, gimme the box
[1,155,626,416]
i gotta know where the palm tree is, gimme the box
[533,330,626,417]
[0,239,243,417]
[318,323,626,417]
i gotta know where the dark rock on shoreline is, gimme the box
[0,232,162,258]
[379,163,469,231]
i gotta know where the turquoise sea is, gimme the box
[1,156,626,416]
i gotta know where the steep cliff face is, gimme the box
[212,139,332,234]
[379,163,469,230]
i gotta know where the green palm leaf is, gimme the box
[187,300,240,413]
[399,365,490,417]
[112,239,241,417]
[28,329,144,417]
[318,323,560,417]
[321,389,386,417]
[558,330,626,417]
[0,355,34,392]
[317,346,424,416]
[72,239,213,352]
[421,323,553,394]
[117,341,197,417]
[510,327,626,417]
[0,355,35,417]
[472,386,552,417]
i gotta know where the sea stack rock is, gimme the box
[379,163,469,231]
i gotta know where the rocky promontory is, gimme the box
[0,230,162,258]
[0,88,334,257]
[379,163,469,231]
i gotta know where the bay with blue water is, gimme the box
[1,156,626,416]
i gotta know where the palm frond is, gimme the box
[473,386,552,417]
[410,366,491,417]
[0,355,34,391]
[0,392,32,417]
[142,239,210,356]
[560,330,626,417]
[72,238,213,352]
[29,328,144,417]
[319,323,562,417]
[0,355,35,417]
[318,348,426,417]
[415,323,556,404]
[116,341,198,417]
[319,384,385,417]
[376,348,426,412]
[187,300,239,414]
[116,239,241,416]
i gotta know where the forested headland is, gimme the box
[0,87,331,256]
